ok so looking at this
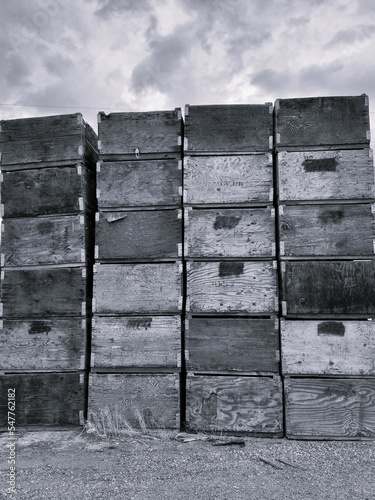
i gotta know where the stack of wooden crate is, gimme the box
[275,95,375,439]
[183,104,283,435]
[0,114,97,428]
[89,110,183,429]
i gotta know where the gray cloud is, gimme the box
[251,68,291,93]
[91,0,152,18]
[326,24,375,47]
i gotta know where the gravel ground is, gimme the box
[1,430,375,500]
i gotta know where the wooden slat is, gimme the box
[186,375,283,434]
[88,373,180,429]
[285,377,375,438]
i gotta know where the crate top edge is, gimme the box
[275,93,369,107]
[98,108,182,120]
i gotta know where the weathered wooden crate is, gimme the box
[282,260,375,317]
[186,374,283,435]
[275,95,370,150]
[95,210,182,261]
[185,317,279,373]
[277,149,374,202]
[0,113,98,169]
[96,160,182,209]
[91,316,181,371]
[0,372,86,428]
[185,207,275,258]
[1,267,90,318]
[184,154,273,206]
[0,318,88,371]
[2,214,94,267]
[93,263,182,314]
[184,104,273,153]
[281,319,375,376]
[279,203,375,257]
[97,109,182,158]
[88,373,180,429]
[285,377,375,439]
[187,261,278,314]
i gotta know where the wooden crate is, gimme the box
[184,104,273,153]
[277,149,374,202]
[185,207,275,258]
[281,319,375,376]
[93,263,182,314]
[88,373,180,429]
[282,260,375,317]
[97,160,181,209]
[95,210,182,261]
[97,109,182,158]
[1,267,90,318]
[0,372,86,428]
[285,377,375,439]
[279,203,375,257]
[187,261,278,314]
[186,374,283,435]
[185,317,279,373]
[184,154,273,206]
[275,95,370,150]
[91,316,181,370]
[0,165,96,217]
[0,318,88,371]
[0,113,97,168]
[2,214,94,267]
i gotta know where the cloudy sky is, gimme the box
[1,0,374,146]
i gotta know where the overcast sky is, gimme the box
[1,0,374,146]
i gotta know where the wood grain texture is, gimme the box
[185,104,272,152]
[93,263,182,314]
[285,377,375,438]
[185,208,275,258]
[1,267,89,318]
[96,210,181,261]
[2,215,94,267]
[282,260,375,316]
[98,110,182,155]
[275,95,370,148]
[0,372,85,427]
[186,317,279,373]
[91,316,181,369]
[277,149,375,202]
[281,319,375,375]
[187,261,277,313]
[0,318,88,371]
[279,204,375,257]
[186,375,283,434]
[184,155,273,205]
[88,373,180,429]
[97,160,181,208]
[0,165,96,217]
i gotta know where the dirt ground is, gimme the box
[1,429,375,500]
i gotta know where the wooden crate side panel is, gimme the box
[278,149,374,202]
[285,378,375,438]
[0,318,87,371]
[97,160,182,208]
[92,316,181,369]
[279,204,375,257]
[281,320,375,375]
[187,261,277,313]
[186,318,279,372]
[0,372,85,427]
[283,261,375,315]
[88,373,179,429]
[275,95,370,148]
[94,263,182,314]
[184,155,273,205]
[96,210,181,261]
[186,375,283,433]
[185,105,272,152]
[185,208,275,258]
